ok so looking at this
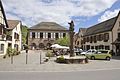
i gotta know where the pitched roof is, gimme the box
[7,20,20,29]
[0,0,8,28]
[29,22,68,30]
[84,16,118,36]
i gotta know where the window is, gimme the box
[0,24,3,35]
[14,32,19,39]
[94,35,97,43]
[40,32,43,39]
[83,37,86,43]
[105,46,110,50]
[48,33,51,38]
[81,40,84,44]
[77,41,79,45]
[104,33,109,42]
[14,33,16,39]
[55,33,59,39]
[99,45,104,49]
[0,44,4,53]
[90,36,93,43]
[63,33,66,37]
[119,22,120,27]
[99,51,108,54]
[32,32,35,38]
[118,33,120,41]
[91,46,94,49]
[98,34,103,41]
[87,37,89,42]
[95,46,98,50]
[118,33,120,38]
[86,45,90,50]
[39,43,44,48]
[14,44,18,51]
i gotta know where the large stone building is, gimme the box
[28,22,69,50]
[81,11,120,55]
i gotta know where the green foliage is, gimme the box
[6,30,12,36]
[21,25,28,45]
[56,55,66,63]
[7,47,13,57]
[45,50,53,58]
[3,47,20,59]
[55,36,70,46]
[3,47,13,58]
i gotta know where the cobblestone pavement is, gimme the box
[0,50,120,72]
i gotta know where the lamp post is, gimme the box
[68,20,75,57]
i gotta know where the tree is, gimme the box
[21,25,28,45]
[55,36,70,46]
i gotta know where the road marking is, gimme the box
[0,68,120,73]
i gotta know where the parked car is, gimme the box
[81,49,97,55]
[74,48,83,54]
[86,50,112,61]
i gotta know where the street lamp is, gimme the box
[68,20,75,57]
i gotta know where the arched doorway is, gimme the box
[31,43,36,50]
[46,43,52,50]
[39,43,45,49]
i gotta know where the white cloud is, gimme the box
[98,9,120,22]
[2,0,118,27]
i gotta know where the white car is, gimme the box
[81,49,97,55]
[74,48,83,53]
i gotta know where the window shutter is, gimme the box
[46,33,48,38]
[51,33,53,39]
[35,32,37,38]
[61,33,63,38]
[38,32,40,38]
[43,32,45,38]
[54,33,55,38]
[30,32,32,38]
[59,33,60,38]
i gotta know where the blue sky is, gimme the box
[2,0,120,32]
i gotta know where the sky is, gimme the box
[2,0,120,32]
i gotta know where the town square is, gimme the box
[0,0,120,80]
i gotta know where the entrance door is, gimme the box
[116,45,120,55]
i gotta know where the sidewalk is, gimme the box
[0,50,120,72]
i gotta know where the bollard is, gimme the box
[11,55,13,64]
[26,50,28,64]
[40,52,42,64]
[85,57,89,63]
